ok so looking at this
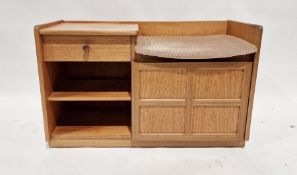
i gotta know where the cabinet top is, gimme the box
[39,22,138,35]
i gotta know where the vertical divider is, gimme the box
[130,36,136,62]
[184,66,194,135]
[131,62,140,141]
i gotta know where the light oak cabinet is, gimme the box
[132,62,252,144]
[35,20,262,147]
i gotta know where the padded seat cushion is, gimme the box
[135,35,257,59]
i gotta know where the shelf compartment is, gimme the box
[48,91,131,101]
[49,101,131,147]
[56,101,131,126]
[46,62,131,92]
[54,79,130,92]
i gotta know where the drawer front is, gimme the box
[42,35,131,61]
[132,62,252,142]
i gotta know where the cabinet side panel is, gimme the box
[227,20,263,140]
[34,22,62,140]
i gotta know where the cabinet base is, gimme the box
[48,139,245,148]
[132,140,245,147]
[49,138,132,148]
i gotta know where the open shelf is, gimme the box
[54,78,130,92]
[48,91,131,101]
[46,62,131,91]
[49,101,131,147]
[55,101,131,126]
[46,62,131,102]
[44,62,132,146]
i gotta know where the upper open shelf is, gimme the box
[46,62,131,101]
[135,35,257,59]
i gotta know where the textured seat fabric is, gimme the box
[135,35,257,59]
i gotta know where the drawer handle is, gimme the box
[82,45,90,60]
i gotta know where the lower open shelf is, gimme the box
[48,101,131,147]
[50,126,131,147]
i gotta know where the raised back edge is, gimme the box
[227,20,263,140]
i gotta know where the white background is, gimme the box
[0,0,297,174]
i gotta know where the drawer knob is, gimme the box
[83,45,90,52]
[82,45,90,60]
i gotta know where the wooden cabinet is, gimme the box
[132,62,252,143]
[35,20,262,147]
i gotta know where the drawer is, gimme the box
[42,35,131,61]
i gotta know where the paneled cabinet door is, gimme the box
[132,62,252,142]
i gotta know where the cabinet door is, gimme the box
[132,63,188,141]
[132,62,252,142]
[190,63,252,141]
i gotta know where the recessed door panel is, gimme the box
[139,107,186,134]
[193,70,243,99]
[139,70,187,99]
[191,106,240,134]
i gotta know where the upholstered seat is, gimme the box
[135,35,257,59]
